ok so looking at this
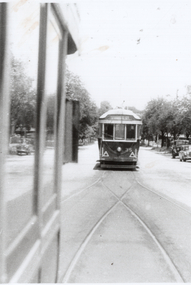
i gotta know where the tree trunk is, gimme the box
[167,133,170,148]
[161,131,164,147]
[147,135,150,146]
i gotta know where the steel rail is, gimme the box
[62,171,184,283]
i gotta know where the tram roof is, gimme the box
[99,109,141,121]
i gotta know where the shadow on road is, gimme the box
[93,162,139,171]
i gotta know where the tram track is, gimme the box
[102,174,184,283]
[123,201,184,283]
[101,178,135,200]
[61,171,106,203]
[62,170,185,283]
[62,174,134,283]
[133,173,191,215]
[62,202,120,283]
[127,171,191,282]
[62,172,133,283]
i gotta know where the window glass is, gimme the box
[5,2,40,246]
[98,123,102,137]
[42,10,60,210]
[126,124,136,139]
[115,124,125,140]
[104,124,113,140]
[137,125,141,139]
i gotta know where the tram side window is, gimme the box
[137,125,141,139]
[98,123,102,137]
[126,124,136,139]
[104,124,113,140]
[115,124,125,140]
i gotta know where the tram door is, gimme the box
[0,3,79,283]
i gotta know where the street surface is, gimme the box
[4,142,191,282]
[59,143,191,283]
[4,148,55,246]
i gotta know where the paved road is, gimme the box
[138,147,191,211]
[58,143,191,283]
[4,142,191,282]
[5,148,55,245]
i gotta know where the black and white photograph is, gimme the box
[0,0,191,283]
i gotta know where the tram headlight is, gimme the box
[117,146,122,152]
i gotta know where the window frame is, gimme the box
[126,124,136,140]
[102,123,137,142]
[0,3,75,283]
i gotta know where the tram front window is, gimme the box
[126,124,136,139]
[115,124,125,140]
[104,124,113,140]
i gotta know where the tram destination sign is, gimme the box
[106,115,134,121]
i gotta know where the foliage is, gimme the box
[126,106,143,118]
[98,101,112,117]
[142,98,175,146]
[10,57,36,131]
[11,56,191,147]
[10,60,99,140]
[142,95,191,147]
[178,96,191,139]
[65,69,98,139]
[165,98,182,140]
[46,95,55,134]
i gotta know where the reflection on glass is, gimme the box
[42,11,60,209]
[5,3,40,246]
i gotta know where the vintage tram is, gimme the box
[98,109,142,169]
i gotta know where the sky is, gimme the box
[9,0,191,110]
[66,0,191,110]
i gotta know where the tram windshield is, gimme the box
[115,124,125,140]
[103,123,137,140]
[104,124,113,140]
[126,124,136,139]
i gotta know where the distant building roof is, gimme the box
[99,108,141,120]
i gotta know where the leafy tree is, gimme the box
[141,112,154,145]
[10,56,36,132]
[142,95,191,147]
[142,99,160,140]
[10,61,99,140]
[142,98,172,147]
[126,106,143,117]
[98,101,112,117]
[178,95,191,139]
[65,68,98,139]
[46,94,55,134]
[165,98,182,140]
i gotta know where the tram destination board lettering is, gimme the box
[107,115,132,120]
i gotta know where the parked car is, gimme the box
[16,138,34,155]
[171,139,189,158]
[179,145,191,162]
